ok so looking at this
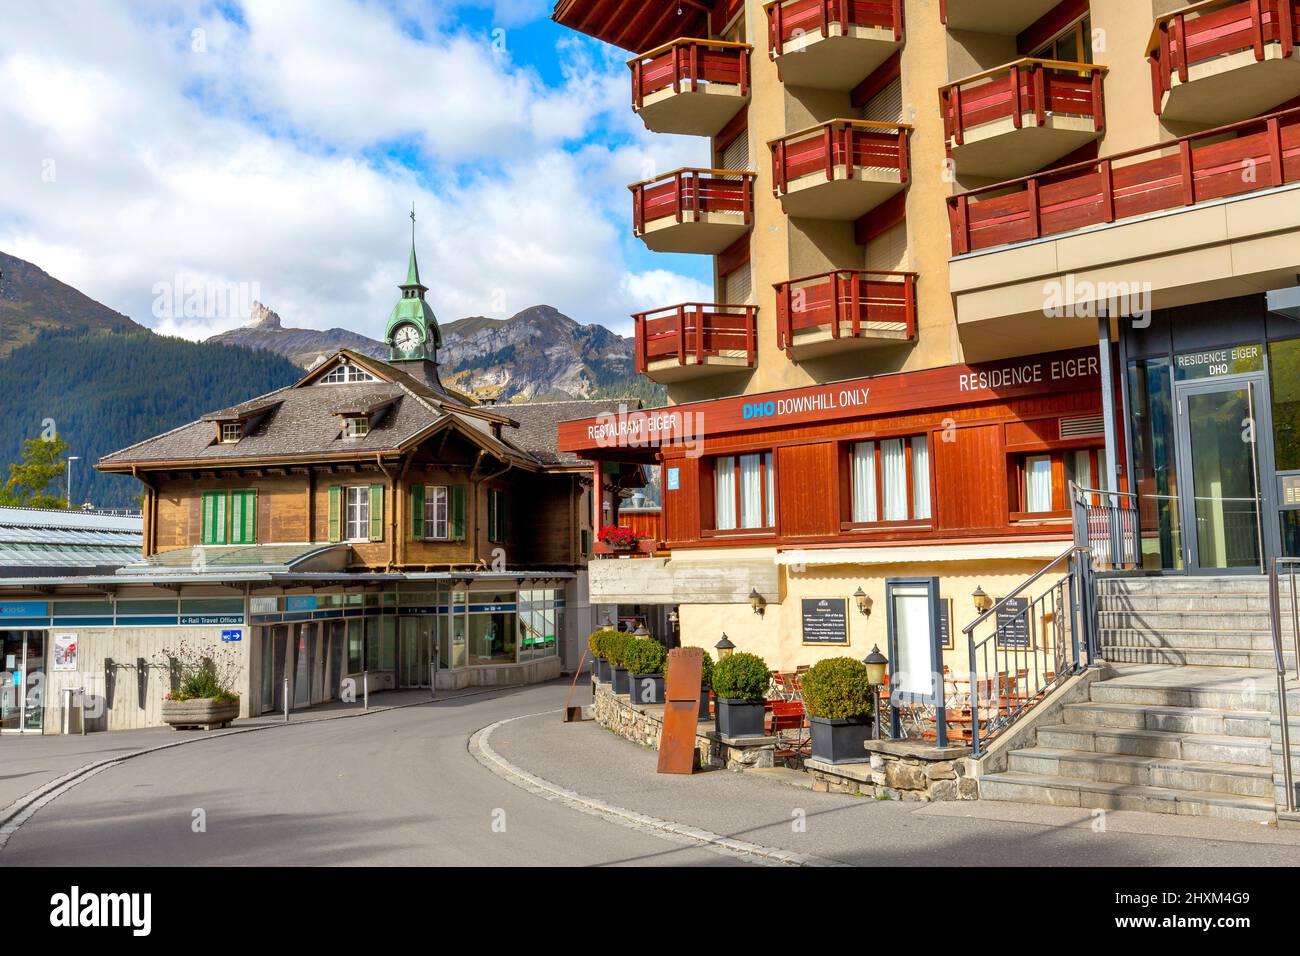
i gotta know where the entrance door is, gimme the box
[1,632,44,732]
[1176,375,1278,572]
[293,624,315,707]
[399,618,432,688]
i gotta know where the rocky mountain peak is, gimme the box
[247,301,282,329]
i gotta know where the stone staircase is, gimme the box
[979,576,1300,823]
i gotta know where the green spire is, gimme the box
[385,203,441,361]
[404,202,422,287]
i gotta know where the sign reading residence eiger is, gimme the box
[801,598,849,645]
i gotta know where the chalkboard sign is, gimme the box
[996,597,1031,649]
[801,598,849,645]
[937,598,953,650]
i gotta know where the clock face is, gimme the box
[393,324,421,353]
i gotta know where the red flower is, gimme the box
[597,525,639,548]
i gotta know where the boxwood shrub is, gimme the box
[623,639,667,676]
[711,651,770,702]
[603,631,634,668]
[801,657,874,720]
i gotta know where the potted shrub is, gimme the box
[597,525,640,553]
[625,639,667,705]
[605,631,633,695]
[711,651,770,739]
[666,650,714,719]
[159,643,240,730]
[588,628,615,683]
[801,657,874,764]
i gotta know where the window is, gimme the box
[320,362,377,384]
[425,485,448,539]
[346,618,364,673]
[1024,455,1053,513]
[201,489,257,545]
[342,416,369,439]
[1031,14,1092,64]
[850,436,931,524]
[220,423,241,443]
[345,486,370,541]
[713,452,774,531]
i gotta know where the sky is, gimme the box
[0,0,712,340]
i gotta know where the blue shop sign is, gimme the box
[221,629,242,643]
[286,596,318,612]
[0,601,49,619]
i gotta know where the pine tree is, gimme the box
[0,433,70,509]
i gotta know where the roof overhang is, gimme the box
[553,0,711,53]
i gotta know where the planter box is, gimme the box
[809,715,873,764]
[716,698,765,739]
[628,673,665,705]
[596,658,612,683]
[698,688,711,721]
[162,698,239,731]
[611,665,630,695]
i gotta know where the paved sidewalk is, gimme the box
[0,684,509,810]
[490,707,1300,866]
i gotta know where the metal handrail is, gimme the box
[1268,557,1300,813]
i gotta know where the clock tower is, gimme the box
[384,207,443,380]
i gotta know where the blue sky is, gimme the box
[0,0,710,340]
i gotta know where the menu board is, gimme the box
[996,597,1031,649]
[801,598,849,645]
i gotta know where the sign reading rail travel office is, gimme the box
[562,347,1100,453]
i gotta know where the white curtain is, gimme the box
[881,438,907,521]
[852,442,877,522]
[764,452,775,528]
[911,435,931,520]
[715,456,736,530]
[1026,456,1053,512]
[739,453,763,528]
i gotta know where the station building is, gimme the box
[553,0,1300,674]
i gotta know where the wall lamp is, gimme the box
[853,586,872,618]
[972,585,994,614]
[748,588,766,617]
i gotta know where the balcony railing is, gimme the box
[1148,0,1299,117]
[769,120,910,218]
[774,270,916,352]
[633,303,758,375]
[629,38,751,115]
[941,59,1106,145]
[767,0,902,50]
[947,105,1300,255]
[630,168,755,253]
[765,0,903,89]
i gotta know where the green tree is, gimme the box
[0,434,70,509]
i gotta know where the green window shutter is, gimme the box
[368,484,384,542]
[487,489,497,543]
[201,492,215,545]
[327,486,342,543]
[411,484,425,539]
[450,485,466,541]
[499,492,507,543]
[212,491,228,545]
[230,490,256,544]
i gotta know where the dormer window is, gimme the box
[220,423,242,443]
[321,362,378,384]
[343,416,370,439]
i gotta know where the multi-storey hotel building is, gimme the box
[554,0,1300,671]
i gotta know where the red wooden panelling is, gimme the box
[767,0,903,55]
[633,303,758,373]
[629,40,751,109]
[941,61,1105,145]
[771,121,910,195]
[933,424,1007,532]
[776,442,839,538]
[632,169,756,235]
[773,270,917,351]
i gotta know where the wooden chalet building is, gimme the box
[0,233,640,734]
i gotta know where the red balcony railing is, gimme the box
[629,38,751,109]
[947,105,1300,254]
[940,59,1106,145]
[766,0,903,56]
[633,303,758,373]
[630,168,755,236]
[769,120,910,196]
[773,270,917,350]
[1148,0,1299,114]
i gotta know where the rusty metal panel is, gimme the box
[658,647,704,774]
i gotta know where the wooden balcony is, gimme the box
[774,270,916,359]
[948,105,1300,255]
[765,0,903,91]
[634,303,758,382]
[940,59,1106,179]
[769,120,909,220]
[939,0,1062,34]
[1149,0,1300,123]
[628,39,751,137]
[630,168,755,254]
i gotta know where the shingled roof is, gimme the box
[501,398,644,465]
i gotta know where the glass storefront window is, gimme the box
[468,612,514,664]
[1270,339,1300,472]
[346,618,364,673]
[1127,357,1184,570]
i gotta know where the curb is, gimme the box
[0,682,526,852]
[468,710,850,868]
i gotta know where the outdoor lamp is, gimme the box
[667,608,679,628]
[862,645,888,686]
[972,585,994,614]
[853,586,872,617]
[749,588,766,616]
[633,624,650,638]
[602,614,614,629]
[715,634,735,658]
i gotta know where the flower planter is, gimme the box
[628,672,665,705]
[715,698,765,739]
[611,665,631,695]
[162,697,239,731]
[596,657,612,683]
[809,715,873,764]
[698,687,712,721]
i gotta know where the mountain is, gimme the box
[207,302,659,403]
[0,251,143,357]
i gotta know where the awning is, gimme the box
[776,540,1071,568]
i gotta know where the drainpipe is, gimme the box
[375,454,398,571]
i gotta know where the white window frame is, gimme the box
[345,485,370,542]
[343,416,369,439]
[321,362,377,384]
[1024,455,1054,514]
[850,434,932,525]
[713,452,774,531]
[220,422,242,443]
[424,485,449,540]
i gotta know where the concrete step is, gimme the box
[1062,701,1270,737]
[1036,724,1271,765]
[1097,610,1275,632]
[1099,643,1284,669]
[978,770,1276,822]
[1090,670,1294,711]
[1098,576,1271,596]
[1097,593,1275,612]
[1007,747,1274,798]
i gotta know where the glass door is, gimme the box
[1175,376,1276,572]
[1,632,44,732]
